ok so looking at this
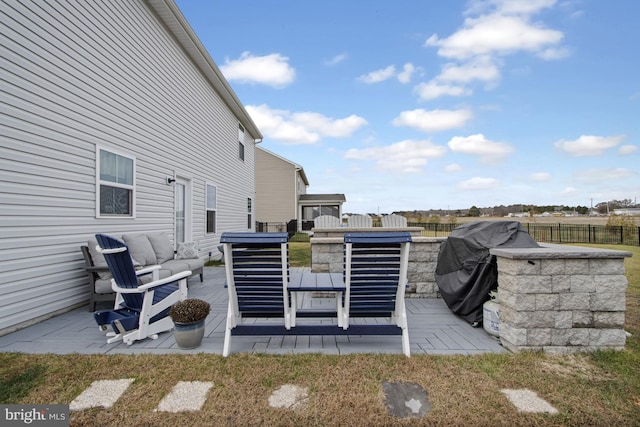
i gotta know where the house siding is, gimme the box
[255,148,297,223]
[0,0,260,334]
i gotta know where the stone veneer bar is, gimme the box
[311,229,633,353]
[490,243,632,354]
[310,228,444,298]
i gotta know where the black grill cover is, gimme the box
[435,221,539,326]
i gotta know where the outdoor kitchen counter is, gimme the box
[490,243,632,354]
[490,243,633,259]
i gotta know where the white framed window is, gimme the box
[238,141,245,161]
[206,183,217,234]
[238,123,245,161]
[96,147,135,217]
[247,197,253,229]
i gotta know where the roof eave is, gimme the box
[146,0,263,141]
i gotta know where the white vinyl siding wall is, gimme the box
[0,0,257,333]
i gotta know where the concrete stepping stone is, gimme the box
[382,381,431,419]
[268,384,309,409]
[155,381,213,412]
[69,379,135,411]
[501,389,558,414]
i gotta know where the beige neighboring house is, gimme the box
[255,147,345,231]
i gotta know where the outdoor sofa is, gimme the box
[81,232,204,311]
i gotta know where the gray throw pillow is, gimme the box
[122,234,157,266]
[147,233,175,264]
[176,241,198,259]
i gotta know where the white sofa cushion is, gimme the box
[122,233,157,266]
[147,233,175,264]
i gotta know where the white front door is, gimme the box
[174,177,192,246]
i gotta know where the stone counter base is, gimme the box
[311,236,445,298]
[491,243,631,353]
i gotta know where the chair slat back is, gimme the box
[344,232,411,314]
[314,215,341,228]
[95,234,143,309]
[347,214,372,228]
[381,214,408,228]
[221,232,289,314]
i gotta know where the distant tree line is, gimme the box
[393,199,639,219]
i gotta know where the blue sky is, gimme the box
[175,0,639,214]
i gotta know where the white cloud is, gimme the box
[419,0,567,100]
[618,145,638,155]
[246,104,367,145]
[437,56,501,83]
[425,14,564,60]
[559,186,579,196]
[359,63,419,84]
[414,81,471,101]
[291,112,368,138]
[392,108,473,132]
[358,65,396,83]
[220,51,295,88]
[445,163,462,172]
[397,63,417,84]
[324,53,348,66]
[574,168,635,183]
[246,105,317,144]
[458,177,500,190]
[448,133,515,162]
[537,46,571,60]
[415,54,500,101]
[529,172,551,181]
[345,139,447,174]
[554,135,626,156]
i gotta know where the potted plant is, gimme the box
[169,298,210,349]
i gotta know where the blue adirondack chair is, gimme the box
[92,234,189,345]
[220,232,290,357]
[342,232,412,356]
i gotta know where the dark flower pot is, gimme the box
[173,319,205,349]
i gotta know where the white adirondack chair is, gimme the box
[381,214,408,227]
[314,215,342,228]
[347,214,372,228]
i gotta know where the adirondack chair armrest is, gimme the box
[135,265,161,276]
[110,270,191,294]
[136,270,192,291]
[84,265,110,273]
[95,246,127,255]
[136,264,161,281]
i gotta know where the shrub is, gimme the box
[606,214,637,241]
[606,214,636,228]
[169,299,210,323]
